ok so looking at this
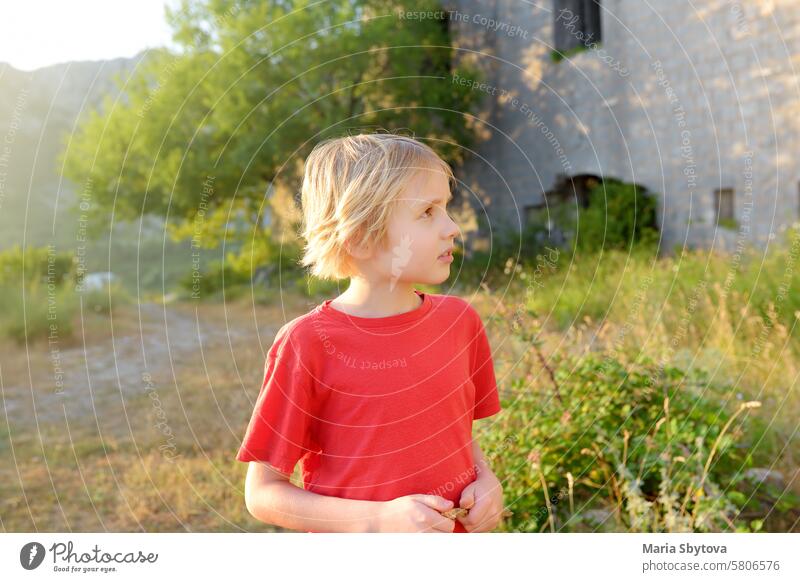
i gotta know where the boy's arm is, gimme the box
[245,461,456,533]
[244,461,384,532]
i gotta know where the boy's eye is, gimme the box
[422,207,433,218]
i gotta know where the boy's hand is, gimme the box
[374,494,456,532]
[456,470,504,532]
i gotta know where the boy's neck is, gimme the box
[330,277,422,318]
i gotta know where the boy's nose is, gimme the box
[442,214,459,240]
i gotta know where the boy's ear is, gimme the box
[345,238,373,261]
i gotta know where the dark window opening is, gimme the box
[553,0,602,53]
[524,174,603,245]
[715,187,735,226]
[544,173,602,210]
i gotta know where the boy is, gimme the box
[236,133,504,532]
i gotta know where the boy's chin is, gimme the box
[419,272,451,286]
[389,268,450,287]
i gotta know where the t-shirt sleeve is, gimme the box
[470,310,502,420]
[235,325,317,474]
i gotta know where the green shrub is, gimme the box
[0,279,78,344]
[484,340,764,532]
[572,178,659,252]
[179,259,248,300]
[179,229,306,300]
[0,244,75,287]
[0,246,79,344]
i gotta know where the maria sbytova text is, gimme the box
[644,543,727,556]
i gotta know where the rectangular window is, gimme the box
[554,0,602,52]
[714,187,735,225]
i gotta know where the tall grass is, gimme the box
[475,226,800,531]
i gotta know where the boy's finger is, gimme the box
[424,509,456,533]
[458,506,486,528]
[459,489,475,509]
[416,494,453,512]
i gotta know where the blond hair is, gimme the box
[299,132,454,281]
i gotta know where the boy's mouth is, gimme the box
[438,247,455,262]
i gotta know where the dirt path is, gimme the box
[1,301,276,434]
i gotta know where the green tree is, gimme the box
[61,0,482,249]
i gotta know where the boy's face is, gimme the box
[350,167,459,287]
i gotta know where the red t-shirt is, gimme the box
[235,289,502,533]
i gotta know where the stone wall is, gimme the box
[446,0,800,253]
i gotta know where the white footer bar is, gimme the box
[1,533,797,581]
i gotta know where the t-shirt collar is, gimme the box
[317,289,433,328]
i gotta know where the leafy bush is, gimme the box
[226,230,304,281]
[483,317,765,532]
[179,229,312,300]
[0,244,75,287]
[0,279,78,344]
[0,246,79,344]
[572,178,659,252]
[179,259,250,300]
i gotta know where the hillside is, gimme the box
[0,53,144,250]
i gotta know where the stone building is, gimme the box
[446,0,800,253]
